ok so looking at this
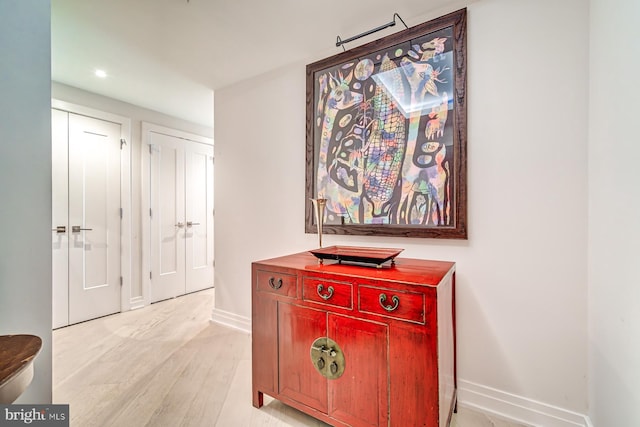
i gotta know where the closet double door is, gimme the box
[52,109,122,328]
[148,130,214,303]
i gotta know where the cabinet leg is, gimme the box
[253,389,264,408]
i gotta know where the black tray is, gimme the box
[309,246,404,266]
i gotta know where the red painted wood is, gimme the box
[437,277,457,426]
[256,251,454,286]
[358,284,426,324]
[251,251,456,427]
[251,269,278,407]
[255,269,298,298]
[278,304,328,411]
[388,323,439,427]
[302,277,353,309]
[329,314,388,427]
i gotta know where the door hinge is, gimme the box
[150,271,152,280]
[149,208,152,218]
[120,208,123,219]
[149,144,153,155]
[120,276,123,286]
[120,138,127,149]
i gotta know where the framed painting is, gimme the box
[305,8,467,239]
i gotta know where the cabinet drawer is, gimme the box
[358,285,425,324]
[256,270,297,298]
[302,277,352,309]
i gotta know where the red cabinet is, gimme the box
[252,251,456,427]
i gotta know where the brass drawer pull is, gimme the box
[379,293,400,312]
[316,284,334,300]
[268,277,283,290]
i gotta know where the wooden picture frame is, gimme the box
[305,8,467,239]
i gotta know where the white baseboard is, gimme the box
[129,296,145,310]
[458,379,592,427]
[211,308,251,333]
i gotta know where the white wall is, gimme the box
[215,0,590,422]
[0,1,52,403]
[214,64,309,326]
[588,0,640,425]
[52,82,213,301]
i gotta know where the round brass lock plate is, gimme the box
[310,337,345,380]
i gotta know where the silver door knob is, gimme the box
[52,225,66,233]
[186,221,200,227]
[72,225,93,232]
[176,222,185,228]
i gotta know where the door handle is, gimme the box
[176,222,185,228]
[186,221,200,227]
[52,226,66,233]
[72,225,93,233]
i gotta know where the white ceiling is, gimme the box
[51,0,459,128]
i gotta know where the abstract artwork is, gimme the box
[305,9,467,239]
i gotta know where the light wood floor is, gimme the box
[53,288,527,427]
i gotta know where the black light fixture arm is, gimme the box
[336,13,408,51]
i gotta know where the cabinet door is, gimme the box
[329,315,388,427]
[278,303,328,412]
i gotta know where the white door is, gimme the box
[68,113,122,324]
[52,109,69,329]
[185,142,214,293]
[149,130,213,303]
[52,110,122,326]
[149,133,186,302]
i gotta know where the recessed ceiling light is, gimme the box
[95,69,107,78]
